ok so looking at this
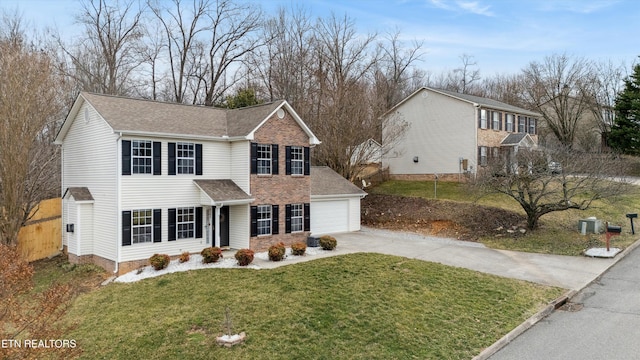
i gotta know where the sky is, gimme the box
[2,0,639,76]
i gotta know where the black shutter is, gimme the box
[122,211,131,246]
[250,143,258,174]
[122,140,131,175]
[195,144,203,175]
[304,203,310,232]
[534,118,538,135]
[285,204,292,233]
[478,109,482,128]
[272,205,279,235]
[499,113,503,131]
[153,209,161,242]
[250,206,258,237]
[285,146,292,175]
[195,207,203,238]
[272,144,279,175]
[304,147,310,175]
[168,143,176,175]
[168,208,176,241]
[153,142,161,175]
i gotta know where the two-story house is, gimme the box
[55,93,365,275]
[382,87,541,181]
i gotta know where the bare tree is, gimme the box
[519,53,595,149]
[148,0,211,103]
[0,19,65,245]
[200,0,263,106]
[475,146,631,230]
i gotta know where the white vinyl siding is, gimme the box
[61,101,118,261]
[231,141,250,193]
[229,205,250,249]
[382,89,478,175]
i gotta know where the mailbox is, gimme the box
[606,225,622,234]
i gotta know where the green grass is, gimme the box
[65,253,563,360]
[371,180,640,255]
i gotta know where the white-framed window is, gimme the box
[177,142,195,174]
[518,116,526,132]
[291,203,303,232]
[132,209,153,244]
[492,111,501,130]
[132,140,152,174]
[290,146,304,175]
[480,109,487,129]
[177,207,195,239]
[479,146,487,167]
[257,144,272,175]
[528,119,536,134]
[257,205,272,235]
[506,114,514,132]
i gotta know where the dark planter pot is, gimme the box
[307,236,319,247]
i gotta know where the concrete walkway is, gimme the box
[254,226,625,291]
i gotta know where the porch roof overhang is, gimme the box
[500,133,536,148]
[193,180,254,206]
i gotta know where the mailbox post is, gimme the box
[626,213,637,235]
[605,222,622,252]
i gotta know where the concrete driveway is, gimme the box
[332,227,620,291]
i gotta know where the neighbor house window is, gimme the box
[290,146,304,175]
[492,111,501,130]
[506,114,514,132]
[176,207,195,239]
[480,109,487,129]
[518,116,526,132]
[257,144,272,175]
[257,205,272,235]
[528,118,537,134]
[478,146,488,166]
[132,140,152,174]
[177,142,195,174]
[290,204,303,232]
[132,209,153,244]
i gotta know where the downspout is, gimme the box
[114,132,122,274]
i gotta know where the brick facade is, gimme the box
[250,109,311,250]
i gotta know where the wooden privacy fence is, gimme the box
[17,198,62,262]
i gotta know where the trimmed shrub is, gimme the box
[179,251,190,263]
[268,242,286,261]
[319,236,337,250]
[149,254,170,270]
[201,247,223,264]
[235,248,255,266]
[291,241,307,256]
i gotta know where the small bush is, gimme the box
[319,236,337,250]
[268,242,286,261]
[235,248,255,266]
[291,241,307,256]
[149,254,170,270]
[201,247,223,264]
[179,251,190,263]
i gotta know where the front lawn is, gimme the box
[64,253,563,359]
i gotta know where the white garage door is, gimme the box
[311,200,349,235]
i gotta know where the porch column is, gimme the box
[214,205,221,248]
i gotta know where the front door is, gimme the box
[213,206,230,247]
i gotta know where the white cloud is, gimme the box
[456,1,494,16]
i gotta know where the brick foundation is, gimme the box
[66,246,117,273]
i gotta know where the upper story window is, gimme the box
[528,119,537,134]
[506,114,514,132]
[132,140,153,174]
[132,209,153,244]
[518,116,526,132]
[492,111,502,130]
[177,142,195,174]
[290,146,304,175]
[479,109,488,129]
[122,140,161,176]
[257,144,272,175]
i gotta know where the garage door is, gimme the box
[311,200,349,235]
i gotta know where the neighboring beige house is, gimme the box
[382,87,541,181]
[55,92,365,275]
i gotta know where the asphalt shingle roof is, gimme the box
[311,166,367,196]
[193,180,253,202]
